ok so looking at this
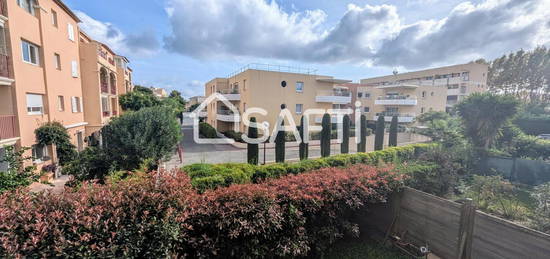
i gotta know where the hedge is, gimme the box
[0,165,402,258]
[183,143,436,191]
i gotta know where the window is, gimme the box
[26,94,44,115]
[296,82,304,92]
[21,40,40,65]
[17,0,35,15]
[71,97,81,113]
[364,93,371,98]
[32,144,49,163]
[0,147,10,172]
[364,107,370,113]
[421,107,425,114]
[422,91,426,98]
[51,10,58,27]
[71,61,78,77]
[0,27,8,56]
[54,53,61,70]
[101,96,110,112]
[57,95,65,111]
[431,92,434,96]
[243,79,246,91]
[68,24,75,41]
[357,92,363,98]
[295,104,303,114]
[462,72,470,81]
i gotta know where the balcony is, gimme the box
[0,0,7,17]
[217,109,240,122]
[217,89,241,101]
[0,54,14,85]
[102,111,110,117]
[375,95,418,106]
[0,115,18,140]
[374,113,416,123]
[314,116,339,124]
[110,85,116,95]
[315,90,352,104]
[375,83,419,89]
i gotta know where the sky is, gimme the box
[63,0,550,98]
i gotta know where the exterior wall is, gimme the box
[205,70,339,133]
[2,0,86,168]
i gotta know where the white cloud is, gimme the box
[163,0,550,68]
[75,11,159,57]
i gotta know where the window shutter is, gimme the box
[71,97,77,113]
[71,61,78,77]
[68,24,75,41]
[79,97,84,113]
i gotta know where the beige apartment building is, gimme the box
[1,0,87,171]
[204,64,352,133]
[79,31,133,136]
[357,62,489,123]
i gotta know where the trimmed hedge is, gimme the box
[183,143,436,191]
[0,165,402,258]
[199,122,217,138]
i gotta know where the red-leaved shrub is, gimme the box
[0,164,402,258]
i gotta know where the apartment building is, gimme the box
[0,0,87,170]
[204,64,352,133]
[151,87,168,99]
[358,63,489,123]
[78,31,130,137]
[185,96,205,110]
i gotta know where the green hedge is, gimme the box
[183,143,436,191]
[515,117,550,136]
[199,122,217,138]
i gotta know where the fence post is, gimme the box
[457,199,476,259]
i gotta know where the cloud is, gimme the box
[75,11,160,56]
[163,0,550,68]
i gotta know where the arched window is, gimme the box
[99,68,108,93]
[109,72,117,95]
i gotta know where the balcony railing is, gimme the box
[102,111,110,117]
[217,89,241,101]
[316,90,352,104]
[375,95,418,106]
[374,113,416,123]
[0,54,10,78]
[110,85,117,95]
[0,115,17,140]
[112,110,118,116]
[377,95,415,100]
[218,88,239,94]
[375,112,415,117]
[100,81,109,93]
[217,109,240,122]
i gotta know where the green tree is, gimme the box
[374,116,385,151]
[119,90,160,111]
[341,115,350,154]
[389,116,398,147]
[0,146,37,193]
[247,117,259,165]
[101,106,182,170]
[299,116,308,160]
[357,114,367,153]
[35,121,77,165]
[320,113,331,157]
[456,93,520,150]
[275,121,285,163]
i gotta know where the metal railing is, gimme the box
[100,81,109,93]
[317,90,351,97]
[0,54,10,78]
[217,88,239,94]
[0,115,17,140]
[375,112,415,117]
[102,111,110,117]
[377,95,417,100]
[227,63,318,78]
[217,109,239,115]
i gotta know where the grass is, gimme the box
[325,238,410,259]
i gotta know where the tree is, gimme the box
[417,111,450,123]
[341,115,350,154]
[134,85,154,94]
[275,121,285,163]
[0,146,37,193]
[119,90,160,111]
[101,106,182,170]
[374,116,385,151]
[320,113,331,157]
[388,116,398,147]
[247,117,259,165]
[357,114,367,153]
[168,90,186,106]
[299,116,308,160]
[35,121,77,165]
[456,93,520,150]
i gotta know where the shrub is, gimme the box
[62,147,114,182]
[34,121,77,165]
[0,165,402,258]
[0,147,37,193]
[199,122,217,138]
[341,115,350,154]
[101,106,181,171]
[223,130,244,143]
[389,116,398,147]
[247,117,259,165]
[532,183,550,233]
[374,116,385,151]
[321,113,331,157]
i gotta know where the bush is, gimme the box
[101,106,181,171]
[374,116,385,151]
[183,143,436,191]
[35,121,77,165]
[0,146,37,193]
[223,130,244,143]
[0,165,402,258]
[62,147,114,182]
[199,122,217,138]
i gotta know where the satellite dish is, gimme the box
[393,69,399,75]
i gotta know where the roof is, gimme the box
[53,0,81,23]
[316,78,352,84]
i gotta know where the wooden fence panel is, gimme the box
[471,211,550,259]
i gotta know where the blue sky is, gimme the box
[63,0,550,98]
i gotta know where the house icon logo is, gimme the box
[190,93,240,144]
